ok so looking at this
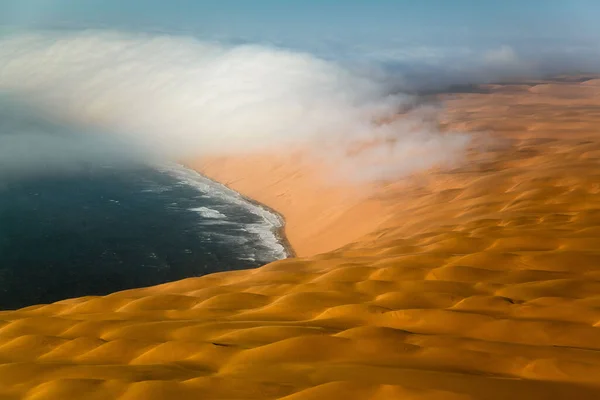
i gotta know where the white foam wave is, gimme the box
[157,163,288,260]
[189,206,226,219]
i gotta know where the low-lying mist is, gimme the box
[0,98,154,179]
[3,30,565,182]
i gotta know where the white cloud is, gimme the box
[0,30,470,181]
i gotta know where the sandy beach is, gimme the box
[1,77,600,399]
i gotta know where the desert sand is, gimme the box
[1,77,600,399]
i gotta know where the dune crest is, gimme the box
[1,77,600,399]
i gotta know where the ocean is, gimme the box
[0,99,289,310]
[0,163,289,310]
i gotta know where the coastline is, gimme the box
[177,163,297,259]
[156,162,291,261]
[243,197,297,259]
[236,194,297,259]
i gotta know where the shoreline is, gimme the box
[178,163,297,259]
[237,195,297,259]
[244,198,297,259]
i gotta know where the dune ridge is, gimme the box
[1,77,600,399]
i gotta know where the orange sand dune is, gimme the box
[1,77,600,399]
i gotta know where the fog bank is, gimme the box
[0,30,469,181]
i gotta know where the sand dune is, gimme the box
[1,77,600,399]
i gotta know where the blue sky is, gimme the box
[0,0,597,44]
[0,0,598,72]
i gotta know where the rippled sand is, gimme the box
[1,78,600,399]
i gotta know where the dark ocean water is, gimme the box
[0,164,287,310]
[0,99,287,310]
